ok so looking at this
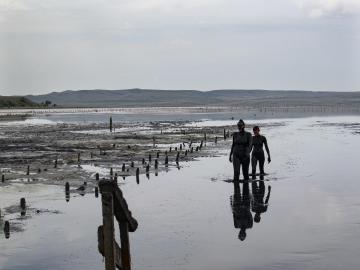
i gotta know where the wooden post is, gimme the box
[78,153,81,163]
[96,173,100,181]
[65,182,70,202]
[122,164,125,172]
[179,144,182,150]
[176,152,180,163]
[136,168,140,184]
[215,136,218,144]
[95,187,99,198]
[142,158,145,165]
[26,165,30,176]
[131,161,134,168]
[20,198,26,209]
[101,192,116,270]
[1,174,4,182]
[54,157,58,168]
[155,159,158,170]
[224,129,226,140]
[165,155,168,166]
[110,168,113,176]
[119,222,131,270]
[110,116,113,132]
[148,154,151,163]
[146,164,150,173]
[156,151,160,158]
[4,220,10,239]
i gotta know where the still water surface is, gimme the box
[1,116,360,270]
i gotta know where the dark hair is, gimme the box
[237,119,245,126]
[253,126,260,131]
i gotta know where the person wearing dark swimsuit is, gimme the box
[229,119,252,181]
[251,126,271,177]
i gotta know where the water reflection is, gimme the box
[230,178,272,241]
[230,182,252,241]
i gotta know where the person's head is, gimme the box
[237,119,245,131]
[253,126,260,135]
[238,229,247,241]
[254,213,261,223]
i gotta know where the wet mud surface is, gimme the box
[1,114,360,270]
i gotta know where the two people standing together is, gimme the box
[229,119,271,181]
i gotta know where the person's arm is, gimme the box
[229,133,235,162]
[264,136,271,163]
[265,185,271,204]
[246,132,253,156]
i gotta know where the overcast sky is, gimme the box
[0,0,359,95]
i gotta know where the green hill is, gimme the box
[0,96,38,108]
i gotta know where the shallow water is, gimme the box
[1,116,360,270]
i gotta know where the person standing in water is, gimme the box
[251,126,271,177]
[229,119,252,181]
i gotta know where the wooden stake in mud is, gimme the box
[96,173,100,181]
[1,174,4,183]
[215,136,218,144]
[153,136,156,147]
[185,150,188,156]
[196,146,199,151]
[20,198,26,209]
[169,147,172,152]
[176,152,180,163]
[54,157,58,168]
[4,221,10,239]
[175,147,177,151]
[131,161,134,168]
[110,168,113,176]
[136,168,140,184]
[191,147,193,153]
[101,191,116,270]
[224,129,226,140]
[204,132,207,142]
[199,140,203,150]
[110,116,113,132]
[95,186,99,198]
[149,154,152,163]
[26,165,30,176]
[165,154,169,166]
[155,159,158,170]
[180,144,182,150]
[142,158,145,165]
[122,164,125,172]
[156,151,160,158]
[65,182,70,202]
[146,164,150,173]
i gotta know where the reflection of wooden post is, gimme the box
[101,192,116,270]
[120,222,131,270]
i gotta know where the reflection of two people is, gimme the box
[230,180,271,241]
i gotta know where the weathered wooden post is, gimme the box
[114,173,118,182]
[38,168,41,173]
[146,164,150,173]
[185,150,188,156]
[191,147,193,153]
[26,165,30,176]
[1,174,4,183]
[165,154,169,166]
[155,159,158,170]
[101,189,116,270]
[54,157,58,168]
[110,168,113,176]
[110,116,113,132]
[175,147,177,151]
[148,154,152,163]
[96,173,100,181]
[136,168,140,184]
[156,151,160,158]
[169,147,172,152]
[180,144,182,150]
[131,161,134,168]
[122,164,125,172]
[176,152,180,163]
[215,136,218,144]
[20,198,26,209]
[65,182,70,202]
[142,158,145,165]
[204,132,207,142]
[196,146,199,151]
[199,140,203,150]
[224,129,226,140]
[4,220,10,239]
[152,136,156,147]
[95,187,99,198]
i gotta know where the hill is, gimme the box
[0,96,38,108]
[26,89,360,107]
